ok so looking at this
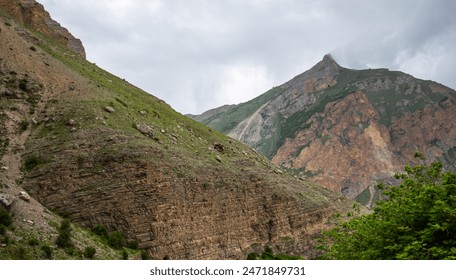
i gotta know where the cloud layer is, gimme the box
[40,0,456,114]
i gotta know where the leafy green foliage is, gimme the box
[83,246,96,259]
[320,155,456,259]
[56,219,73,249]
[107,231,125,249]
[41,245,53,259]
[92,224,109,239]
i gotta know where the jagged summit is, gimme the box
[307,53,341,74]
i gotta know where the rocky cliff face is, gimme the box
[0,0,85,57]
[193,55,456,204]
[0,6,351,259]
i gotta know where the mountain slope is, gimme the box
[192,55,456,203]
[0,2,352,259]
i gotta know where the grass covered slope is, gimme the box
[0,11,352,259]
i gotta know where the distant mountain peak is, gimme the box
[313,53,340,71]
[322,53,335,62]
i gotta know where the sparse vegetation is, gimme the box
[41,245,53,259]
[23,155,46,171]
[56,219,73,249]
[0,207,12,228]
[19,120,29,132]
[18,78,27,91]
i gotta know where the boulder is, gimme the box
[104,106,115,113]
[136,123,153,136]
[18,191,31,202]
[0,195,14,210]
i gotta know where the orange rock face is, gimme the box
[0,0,86,57]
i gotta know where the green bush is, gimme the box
[27,237,39,246]
[19,79,27,91]
[92,224,109,239]
[126,240,139,250]
[83,246,96,259]
[41,245,53,259]
[56,219,73,249]
[0,207,12,227]
[121,249,128,260]
[320,155,456,260]
[140,250,149,260]
[247,253,258,260]
[56,230,72,248]
[23,155,46,171]
[19,120,29,132]
[108,231,125,249]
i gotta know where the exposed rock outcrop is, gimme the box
[0,0,86,57]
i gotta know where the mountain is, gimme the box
[192,54,456,205]
[0,1,353,259]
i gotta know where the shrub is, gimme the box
[19,120,29,132]
[140,250,149,260]
[83,246,96,259]
[126,240,139,250]
[121,249,128,260]
[56,230,72,248]
[23,155,45,171]
[27,237,39,246]
[92,224,108,239]
[60,219,71,231]
[18,79,27,91]
[0,207,12,227]
[56,219,72,249]
[41,245,53,259]
[108,231,125,249]
[247,253,258,260]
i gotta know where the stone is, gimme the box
[213,143,224,153]
[136,123,153,136]
[19,191,31,202]
[1,166,8,171]
[139,110,147,116]
[104,106,115,113]
[67,119,77,126]
[215,155,222,162]
[0,195,14,210]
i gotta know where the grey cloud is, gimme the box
[40,0,456,114]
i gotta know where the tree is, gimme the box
[320,155,456,260]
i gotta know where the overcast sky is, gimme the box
[39,0,456,114]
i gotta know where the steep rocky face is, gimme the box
[192,55,456,204]
[0,8,352,259]
[0,0,85,57]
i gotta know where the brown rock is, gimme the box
[0,0,86,57]
[136,123,153,136]
[19,191,31,202]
